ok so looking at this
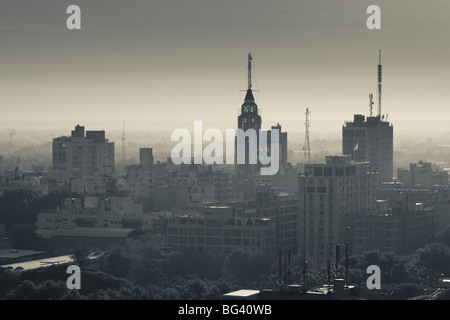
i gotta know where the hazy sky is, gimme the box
[1,0,450,133]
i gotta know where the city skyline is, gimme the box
[1,0,450,134]
[2,1,450,302]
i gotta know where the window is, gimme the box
[317,187,326,193]
[324,167,333,176]
[314,167,323,176]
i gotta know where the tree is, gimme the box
[435,226,450,247]
[69,247,91,267]
[417,243,450,277]
[4,280,81,300]
[221,249,274,287]
[6,224,42,249]
[102,246,132,279]
[164,252,224,280]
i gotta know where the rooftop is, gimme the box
[36,227,144,239]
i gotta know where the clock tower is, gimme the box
[238,54,261,131]
[236,54,262,178]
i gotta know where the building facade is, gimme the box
[342,114,393,182]
[52,125,114,180]
[398,161,448,186]
[167,206,276,255]
[298,155,377,266]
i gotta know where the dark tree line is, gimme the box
[0,189,76,228]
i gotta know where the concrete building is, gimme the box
[355,198,435,255]
[378,184,450,234]
[298,155,377,265]
[0,168,49,196]
[398,161,448,186]
[37,196,145,231]
[139,148,154,170]
[52,125,115,180]
[270,123,288,174]
[167,206,276,255]
[342,114,393,182]
[36,228,144,250]
[119,164,152,202]
[230,186,299,254]
[213,168,234,203]
[354,200,402,254]
[70,175,115,195]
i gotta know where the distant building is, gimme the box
[52,125,114,180]
[36,228,144,250]
[139,148,154,170]
[398,161,448,186]
[342,114,393,182]
[355,197,436,255]
[212,168,234,202]
[119,164,152,202]
[378,184,450,234]
[269,123,288,174]
[167,206,276,255]
[354,200,401,254]
[298,155,377,264]
[37,196,145,231]
[0,168,49,196]
[231,186,299,254]
[70,175,115,195]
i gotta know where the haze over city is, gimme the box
[1,0,450,134]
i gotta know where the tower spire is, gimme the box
[377,50,382,117]
[248,53,253,90]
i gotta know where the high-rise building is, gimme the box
[298,155,377,266]
[342,114,393,182]
[139,148,154,170]
[343,51,393,182]
[52,125,115,179]
[270,123,288,174]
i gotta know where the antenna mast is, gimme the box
[377,50,382,117]
[248,53,252,90]
[304,107,311,163]
[369,93,374,117]
[122,120,125,170]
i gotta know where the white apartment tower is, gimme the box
[298,155,377,267]
[52,125,115,179]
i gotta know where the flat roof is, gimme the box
[223,289,260,298]
[0,249,49,260]
[1,252,103,271]
[37,227,143,239]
